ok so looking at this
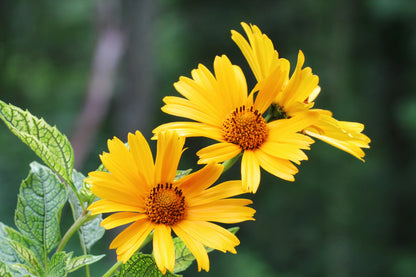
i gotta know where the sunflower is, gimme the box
[153,55,319,193]
[87,130,255,274]
[231,22,371,160]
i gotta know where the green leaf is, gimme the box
[118,253,181,277]
[68,170,104,251]
[0,100,74,185]
[15,162,68,259]
[0,223,40,276]
[172,226,240,274]
[46,252,67,277]
[7,240,43,276]
[0,259,13,277]
[66,253,105,273]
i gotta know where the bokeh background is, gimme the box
[1,0,416,276]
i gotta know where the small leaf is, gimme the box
[118,253,181,277]
[0,100,74,185]
[46,252,67,277]
[15,162,68,259]
[66,254,105,273]
[172,227,239,274]
[68,170,104,251]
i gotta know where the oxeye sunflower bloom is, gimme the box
[231,22,371,160]
[153,55,319,193]
[87,130,255,274]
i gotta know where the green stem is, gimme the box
[222,153,242,173]
[102,232,154,277]
[55,210,94,254]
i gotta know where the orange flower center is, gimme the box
[145,183,185,225]
[222,105,269,150]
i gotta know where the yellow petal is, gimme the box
[155,130,185,185]
[162,96,222,126]
[176,162,223,199]
[187,199,256,223]
[197,142,241,164]
[175,220,239,254]
[187,180,247,206]
[88,199,142,215]
[101,212,147,229]
[153,225,175,274]
[110,218,153,250]
[213,55,247,111]
[152,122,223,141]
[128,131,155,189]
[255,149,298,181]
[259,141,309,164]
[241,150,261,193]
[172,223,210,272]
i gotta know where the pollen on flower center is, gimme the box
[222,105,268,150]
[145,183,185,225]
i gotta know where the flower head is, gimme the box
[153,55,318,193]
[87,130,255,273]
[232,22,370,160]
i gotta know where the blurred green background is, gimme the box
[1,0,416,276]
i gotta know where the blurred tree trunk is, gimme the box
[71,0,125,169]
[114,0,157,138]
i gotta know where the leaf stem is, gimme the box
[222,153,242,173]
[102,231,154,277]
[55,210,95,254]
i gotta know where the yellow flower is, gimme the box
[153,55,318,193]
[232,22,370,160]
[87,130,255,273]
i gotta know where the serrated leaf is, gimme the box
[0,100,74,185]
[46,252,67,277]
[172,227,240,274]
[15,162,68,259]
[66,254,105,273]
[118,253,181,277]
[68,170,104,251]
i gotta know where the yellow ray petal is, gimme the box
[152,122,223,141]
[176,162,223,199]
[241,150,261,193]
[187,180,247,206]
[155,131,185,185]
[255,149,298,182]
[213,55,247,112]
[110,218,153,250]
[259,141,309,164]
[128,131,155,189]
[162,96,222,126]
[88,199,142,215]
[90,184,144,208]
[267,111,319,138]
[175,76,229,120]
[175,220,239,254]
[114,220,154,263]
[254,59,290,113]
[172,223,210,272]
[153,225,175,274]
[101,212,147,229]
[187,200,256,223]
[197,142,241,164]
